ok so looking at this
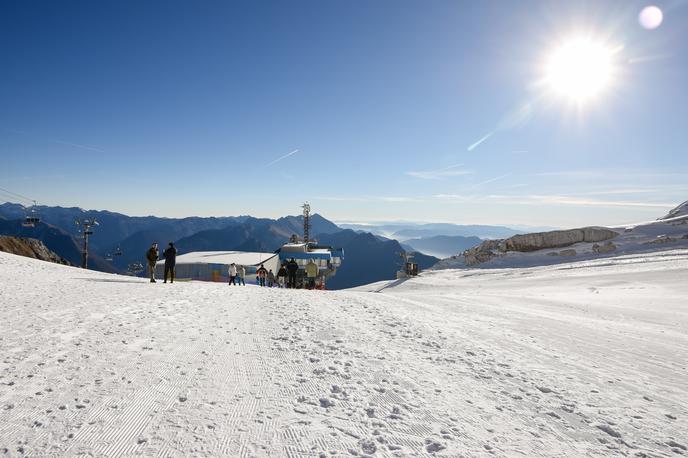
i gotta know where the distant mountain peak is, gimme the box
[660,200,688,220]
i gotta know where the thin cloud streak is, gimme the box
[406,163,473,180]
[533,170,688,180]
[433,193,676,209]
[52,140,105,153]
[316,195,423,203]
[470,173,511,188]
[265,149,299,167]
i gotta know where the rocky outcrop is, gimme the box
[0,236,71,265]
[644,235,686,245]
[593,241,617,254]
[504,227,619,252]
[463,227,619,266]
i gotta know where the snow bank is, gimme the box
[1,249,687,456]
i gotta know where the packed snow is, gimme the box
[1,248,687,456]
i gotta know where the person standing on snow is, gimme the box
[277,263,287,288]
[286,258,299,288]
[256,264,268,287]
[163,242,177,283]
[238,265,246,286]
[228,262,237,285]
[267,269,276,287]
[305,259,319,289]
[145,242,159,283]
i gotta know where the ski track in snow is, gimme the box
[0,249,687,457]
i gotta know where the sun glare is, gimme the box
[544,37,615,104]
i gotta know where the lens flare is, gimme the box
[639,6,663,30]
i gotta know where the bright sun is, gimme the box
[544,37,615,103]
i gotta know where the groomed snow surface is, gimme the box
[1,249,687,457]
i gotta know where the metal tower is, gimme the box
[75,218,98,269]
[302,202,311,244]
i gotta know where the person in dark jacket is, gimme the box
[163,242,177,283]
[277,263,287,288]
[286,258,299,288]
[256,264,268,287]
[145,242,159,283]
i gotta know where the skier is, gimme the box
[305,259,319,289]
[256,264,268,287]
[163,242,177,283]
[277,263,287,288]
[267,269,276,288]
[145,242,159,283]
[228,262,237,285]
[238,265,246,286]
[286,258,299,288]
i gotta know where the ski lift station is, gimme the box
[154,251,280,282]
[153,245,344,284]
[277,243,344,271]
[152,204,344,286]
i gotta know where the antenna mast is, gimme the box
[302,202,311,244]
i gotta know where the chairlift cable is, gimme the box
[0,186,35,205]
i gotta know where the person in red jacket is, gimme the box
[256,264,268,287]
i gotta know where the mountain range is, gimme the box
[403,235,483,259]
[0,203,439,289]
[338,222,528,240]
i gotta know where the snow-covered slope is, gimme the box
[659,199,688,220]
[435,203,688,270]
[1,250,687,456]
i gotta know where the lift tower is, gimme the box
[75,218,98,269]
[302,202,311,244]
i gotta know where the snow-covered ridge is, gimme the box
[1,250,687,456]
[435,201,688,270]
[659,199,688,220]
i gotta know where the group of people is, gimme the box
[144,242,322,289]
[256,263,290,288]
[227,262,246,285]
[145,242,176,283]
[245,258,319,289]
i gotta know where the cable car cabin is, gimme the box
[405,262,419,276]
[396,262,419,279]
[22,216,40,228]
[276,242,344,288]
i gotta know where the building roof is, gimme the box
[157,251,278,266]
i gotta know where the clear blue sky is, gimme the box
[1,0,687,227]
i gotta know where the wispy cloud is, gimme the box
[4,128,107,153]
[628,53,672,64]
[433,193,676,209]
[266,149,299,167]
[52,140,105,153]
[316,195,423,203]
[467,103,533,151]
[533,170,688,180]
[567,188,661,196]
[469,173,511,188]
[406,163,473,180]
[467,133,493,152]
